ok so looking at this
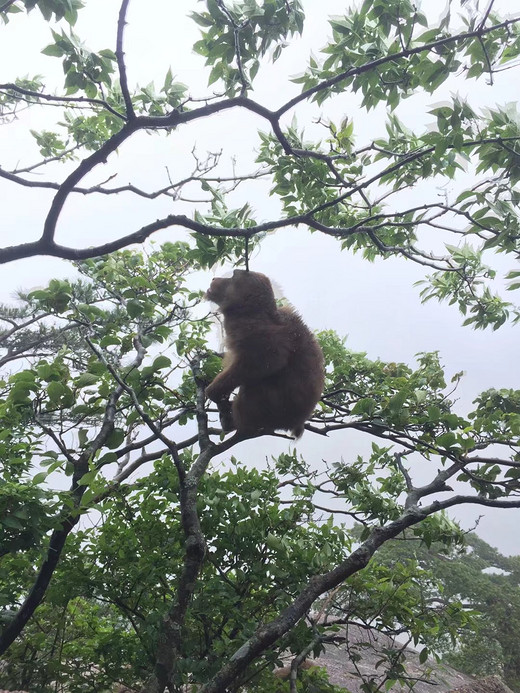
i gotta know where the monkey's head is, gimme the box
[206,270,277,316]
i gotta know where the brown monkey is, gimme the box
[205,270,324,438]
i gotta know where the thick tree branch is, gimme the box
[0,211,306,263]
[199,505,430,693]
[3,129,516,266]
[199,488,520,692]
[146,446,213,693]
[40,119,143,245]
[135,357,223,691]
[1,18,518,265]
[427,495,520,512]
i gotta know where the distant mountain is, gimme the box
[306,625,481,693]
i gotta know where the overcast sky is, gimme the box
[1,0,519,552]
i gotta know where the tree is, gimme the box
[0,248,515,692]
[0,1,520,692]
[373,530,520,690]
[0,0,519,332]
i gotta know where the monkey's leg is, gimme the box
[217,399,235,432]
[232,387,273,436]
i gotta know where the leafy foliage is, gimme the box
[0,246,519,691]
[192,0,305,94]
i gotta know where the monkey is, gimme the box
[205,270,324,438]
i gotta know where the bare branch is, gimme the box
[479,0,497,29]
[116,0,134,118]
[426,495,520,512]
[1,161,267,198]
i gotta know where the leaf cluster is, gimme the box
[1,0,83,25]
[192,0,305,95]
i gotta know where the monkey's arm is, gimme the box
[205,367,241,402]
[206,345,290,402]
[206,321,292,401]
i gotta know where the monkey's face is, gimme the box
[206,270,275,313]
[205,276,229,305]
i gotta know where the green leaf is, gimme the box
[78,469,97,486]
[352,397,377,416]
[127,300,143,318]
[105,428,125,449]
[97,452,118,466]
[152,355,172,371]
[32,471,48,485]
[75,373,99,388]
[388,390,408,413]
[41,43,64,57]
[47,380,67,403]
[437,432,457,448]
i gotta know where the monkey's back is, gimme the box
[233,306,324,436]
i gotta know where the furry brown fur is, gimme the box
[205,270,324,438]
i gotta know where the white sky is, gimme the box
[0,0,519,553]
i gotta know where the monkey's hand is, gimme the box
[205,368,239,403]
[205,380,220,402]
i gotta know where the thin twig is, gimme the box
[0,1,17,13]
[479,0,496,30]
[0,83,126,121]
[215,0,250,95]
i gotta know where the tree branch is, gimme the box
[427,495,520,512]
[275,18,520,117]
[0,396,119,654]
[199,505,430,693]
[0,19,518,266]
[0,83,126,121]
[116,0,134,118]
[0,1,19,13]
